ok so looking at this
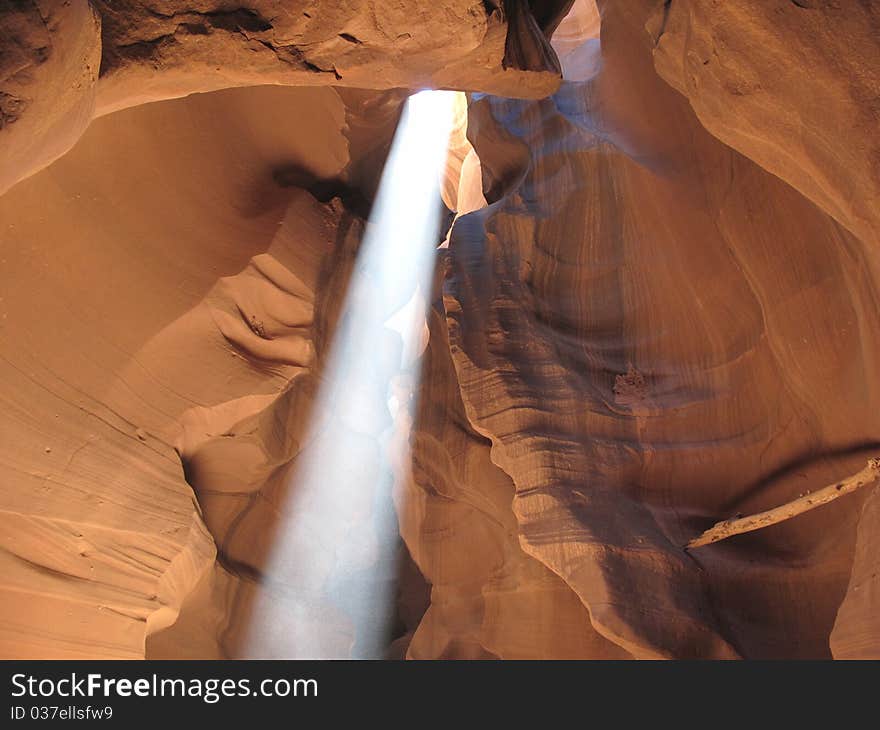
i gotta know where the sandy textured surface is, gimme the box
[0,0,878,659]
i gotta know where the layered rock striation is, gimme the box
[0,0,878,659]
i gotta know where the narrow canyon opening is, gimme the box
[1,0,878,661]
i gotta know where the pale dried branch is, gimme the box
[686,458,880,549]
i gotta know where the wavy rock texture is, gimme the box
[398,298,630,658]
[831,484,880,658]
[442,0,880,658]
[649,0,880,245]
[0,0,101,195]
[550,0,600,81]
[0,83,407,658]
[0,0,570,196]
[1,0,879,659]
[92,0,566,113]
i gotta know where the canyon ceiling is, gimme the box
[0,0,878,659]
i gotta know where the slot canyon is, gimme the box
[0,0,878,660]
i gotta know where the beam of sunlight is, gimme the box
[241,89,458,658]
